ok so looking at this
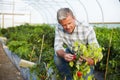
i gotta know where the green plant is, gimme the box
[69,41,103,80]
[1,24,120,79]
[95,27,120,80]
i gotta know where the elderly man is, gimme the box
[54,8,102,80]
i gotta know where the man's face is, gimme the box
[59,15,76,33]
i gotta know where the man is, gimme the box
[54,8,101,80]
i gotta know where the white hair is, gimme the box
[57,8,74,22]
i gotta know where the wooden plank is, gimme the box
[19,59,36,68]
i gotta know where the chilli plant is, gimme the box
[69,41,103,80]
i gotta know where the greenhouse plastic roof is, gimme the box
[0,0,120,27]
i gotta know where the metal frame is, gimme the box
[0,0,110,27]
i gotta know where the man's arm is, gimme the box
[80,56,94,65]
[54,26,75,62]
[54,26,64,55]
[57,49,74,62]
[80,27,102,65]
[56,49,66,58]
[87,27,103,61]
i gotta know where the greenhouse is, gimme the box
[0,0,120,80]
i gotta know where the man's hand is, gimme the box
[64,54,74,62]
[79,56,94,66]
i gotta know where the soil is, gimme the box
[0,42,23,80]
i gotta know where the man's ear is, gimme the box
[72,16,76,20]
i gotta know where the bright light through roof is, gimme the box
[0,0,120,28]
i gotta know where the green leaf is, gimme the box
[73,74,77,80]
[69,61,74,67]
[87,75,93,80]
[76,64,80,70]
[87,67,90,74]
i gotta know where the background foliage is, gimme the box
[0,24,120,80]
[95,27,120,79]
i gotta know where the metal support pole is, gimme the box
[29,11,31,24]
[2,14,4,28]
[12,0,14,27]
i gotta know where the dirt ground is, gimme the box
[0,42,23,80]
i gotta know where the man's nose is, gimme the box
[66,24,70,29]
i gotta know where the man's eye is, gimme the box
[68,23,71,25]
[62,25,66,27]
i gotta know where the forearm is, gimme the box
[56,49,66,58]
[80,56,95,66]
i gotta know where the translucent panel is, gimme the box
[0,0,120,28]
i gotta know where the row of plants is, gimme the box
[0,23,56,79]
[95,27,120,80]
[0,23,120,80]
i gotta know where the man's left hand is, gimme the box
[80,56,94,66]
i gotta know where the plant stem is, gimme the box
[38,35,44,64]
[30,46,35,61]
[104,29,114,80]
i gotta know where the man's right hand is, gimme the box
[64,54,74,62]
